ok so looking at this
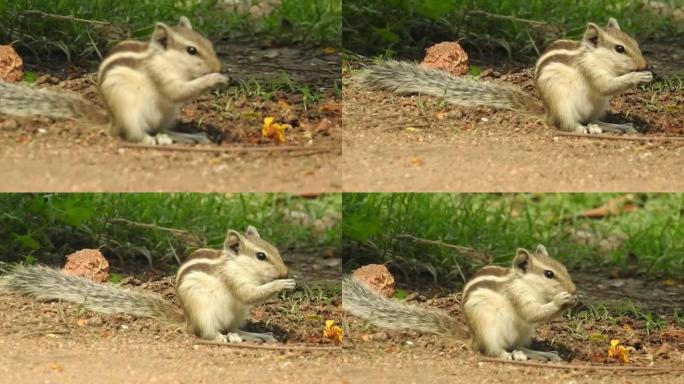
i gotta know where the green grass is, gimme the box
[343,0,684,62]
[0,0,341,66]
[567,303,679,335]
[642,74,684,112]
[0,193,341,272]
[228,72,331,110]
[343,193,684,283]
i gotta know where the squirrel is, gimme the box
[0,16,228,145]
[0,226,296,343]
[359,18,652,135]
[343,245,578,361]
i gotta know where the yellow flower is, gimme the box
[608,339,629,363]
[262,116,291,144]
[323,319,343,343]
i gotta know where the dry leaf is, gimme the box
[262,116,291,144]
[320,102,342,114]
[49,363,64,373]
[314,119,332,135]
[182,107,196,118]
[653,343,672,357]
[661,327,684,340]
[608,339,630,363]
[578,194,637,218]
[276,99,291,111]
[323,320,343,343]
[410,157,424,166]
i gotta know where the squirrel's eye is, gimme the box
[544,270,555,279]
[186,46,198,55]
[256,252,267,261]
[615,45,625,54]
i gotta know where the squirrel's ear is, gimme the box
[535,244,549,257]
[513,248,530,273]
[151,23,171,49]
[245,225,260,238]
[223,230,242,256]
[583,23,601,48]
[606,18,620,30]
[178,16,193,30]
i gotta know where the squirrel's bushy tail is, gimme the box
[342,276,467,338]
[0,264,184,325]
[0,82,108,124]
[359,60,541,113]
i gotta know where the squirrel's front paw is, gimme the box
[632,71,653,84]
[206,73,229,87]
[553,292,578,307]
[275,278,296,291]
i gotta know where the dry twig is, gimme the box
[554,131,684,142]
[119,143,339,155]
[194,340,342,352]
[108,218,203,246]
[394,234,489,263]
[467,10,563,36]
[479,357,684,375]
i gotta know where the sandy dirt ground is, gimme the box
[343,43,684,192]
[0,41,341,193]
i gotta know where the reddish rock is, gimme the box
[62,249,110,283]
[421,41,469,76]
[352,264,396,298]
[0,45,24,82]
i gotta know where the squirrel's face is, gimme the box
[151,17,222,79]
[513,245,576,302]
[223,226,289,284]
[583,18,648,75]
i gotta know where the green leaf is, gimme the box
[14,234,40,250]
[54,199,94,228]
[415,0,454,21]
[469,66,482,76]
[343,213,381,243]
[109,273,123,284]
[394,288,408,299]
[23,71,38,83]
[372,27,400,44]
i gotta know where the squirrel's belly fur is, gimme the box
[178,271,249,338]
[100,67,178,142]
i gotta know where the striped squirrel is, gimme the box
[0,16,227,145]
[360,18,652,134]
[0,226,296,343]
[343,245,578,361]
